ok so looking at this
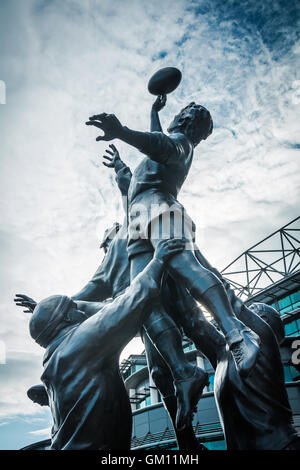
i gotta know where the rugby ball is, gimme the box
[148,67,182,96]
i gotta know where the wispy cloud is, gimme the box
[29,427,51,436]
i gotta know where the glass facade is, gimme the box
[136,395,151,410]
[268,288,300,338]
[207,374,215,392]
[270,288,300,316]
[183,341,196,352]
[284,364,300,382]
[205,439,226,450]
[284,318,300,337]
[122,363,146,380]
[132,364,146,373]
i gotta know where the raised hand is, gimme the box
[152,94,167,112]
[154,238,186,264]
[14,294,37,313]
[86,113,124,142]
[102,144,124,172]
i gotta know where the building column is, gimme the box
[149,375,160,404]
[196,354,205,369]
[129,388,137,411]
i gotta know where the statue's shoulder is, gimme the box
[169,132,193,155]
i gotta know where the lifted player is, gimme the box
[86,96,260,389]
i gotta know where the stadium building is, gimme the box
[22,217,300,450]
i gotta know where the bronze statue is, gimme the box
[15,67,298,451]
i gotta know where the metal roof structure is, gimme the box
[245,272,300,310]
[221,217,300,300]
[119,353,146,375]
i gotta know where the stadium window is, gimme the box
[183,342,196,352]
[278,296,292,310]
[284,319,300,336]
[291,290,300,303]
[136,399,145,410]
[284,364,300,382]
[275,289,300,316]
[292,300,300,311]
[204,439,226,450]
[280,305,295,315]
[284,365,293,382]
[207,374,215,392]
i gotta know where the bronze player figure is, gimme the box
[16,239,185,450]
[86,88,260,388]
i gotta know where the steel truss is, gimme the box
[221,217,300,299]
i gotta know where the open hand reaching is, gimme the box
[14,294,37,313]
[86,113,124,142]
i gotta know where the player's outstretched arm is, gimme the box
[71,277,111,303]
[86,112,176,163]
[102,144,132,199]
[70,239,186,358]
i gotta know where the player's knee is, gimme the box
[180,307,206,338]
[189,271,221,297]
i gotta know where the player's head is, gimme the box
[29,295,87,348]
[249,302,285,343]
[167,102,213,146]
[100,222,121,253]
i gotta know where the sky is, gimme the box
[0,0,299,449]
